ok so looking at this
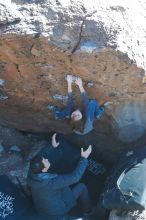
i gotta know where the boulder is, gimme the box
[0,0,146,162]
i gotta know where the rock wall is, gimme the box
[0,0,146,144]
[109,210,146,220]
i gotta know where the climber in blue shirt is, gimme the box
[53,75,106,135]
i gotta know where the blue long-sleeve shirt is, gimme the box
[73,92,94,135]
[54,92,102,135]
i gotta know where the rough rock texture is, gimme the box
[0,0,146,154]
[0,125,48,185]
[109,210,146,220]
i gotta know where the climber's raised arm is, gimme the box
[75,77,89,108]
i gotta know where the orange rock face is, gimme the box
[0,34,145,141]
[0,0,146,143]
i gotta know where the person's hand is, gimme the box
[75,77,83,87]
[66,75,73,83]
[81,145,92,158]
[52,133,60,148]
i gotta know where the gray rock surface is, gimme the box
[0,2,21,25]
[1,0,146,73]
[109,210,146,220]
[0,125,49,185]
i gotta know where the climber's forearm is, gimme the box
[68,82,72,93]
[78,84,85,93]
